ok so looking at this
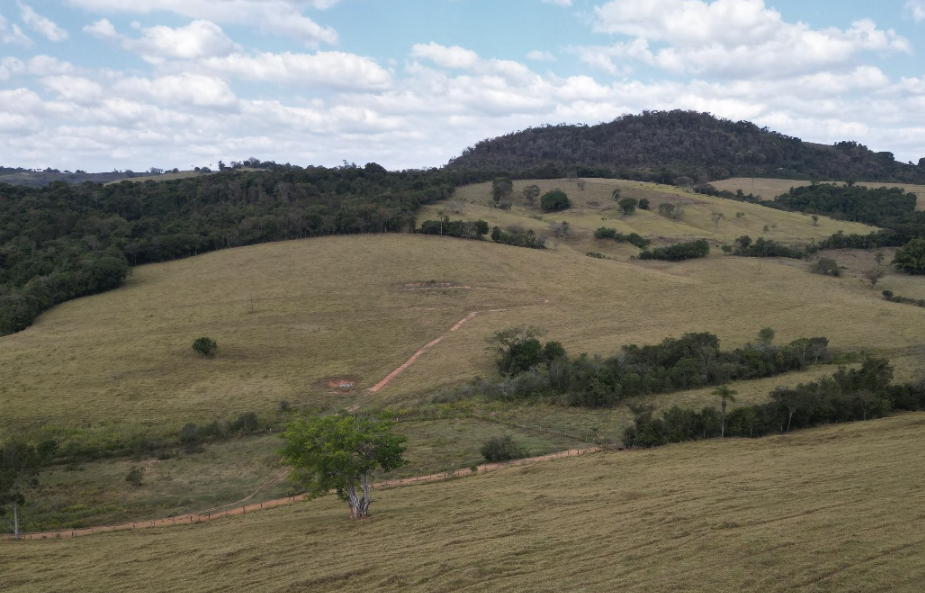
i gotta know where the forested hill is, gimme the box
[446,110,925,184]
[0,165,480,335]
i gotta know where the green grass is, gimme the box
[4,413,924,592]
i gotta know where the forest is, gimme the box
[0,164,490,335]
[446,110,925,184]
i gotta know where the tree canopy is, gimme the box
[280,414,407,519]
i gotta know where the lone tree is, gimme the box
[1,441,42,540]
[522,184,540,205]
[712,385,738,438]
[280,414,407,519]
[192,336,218,357]
[863,268,885,289]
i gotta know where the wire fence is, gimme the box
[3,446,599,542]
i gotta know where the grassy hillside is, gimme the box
[712,178,925,211]
[1,177,918,433]
[5,413,924,592]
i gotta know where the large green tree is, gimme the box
[280,414,407,519]
[892,238,925,275]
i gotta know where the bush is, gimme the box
[809,257,842,277]
[125,466,146,487]
[618,197,638,215]
[540,189,571,212]
[230,411,259,433]
[892,238,925,275]
[639,239,710,261]
[480,435,526,462]
[192,336,217,356]
[638,198,650,210]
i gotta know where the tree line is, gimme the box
[622,357,924,448]
[0,164,496,335]
[477,327,831,408]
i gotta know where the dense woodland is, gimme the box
[447,111,925,184]
[0,165,487,335]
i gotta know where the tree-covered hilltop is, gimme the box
[446,110,925,184]
[0,164,483,335]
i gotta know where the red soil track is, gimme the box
[367,311,480,394]
[4,447,599,541]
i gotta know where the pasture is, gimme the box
[4,413,924,592]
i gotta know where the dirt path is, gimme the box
[4,447,599,541]
[366,311,480,395]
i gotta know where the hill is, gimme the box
[4,413,924,592]
[446,110,925,184]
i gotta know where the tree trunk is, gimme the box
[346,476,373,519]
[721,398,727,438]
[13,501,19,540]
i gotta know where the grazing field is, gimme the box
[4,177,925,534]
[5,413,924,592]
[0,177,916,433]
[712,177,925,209]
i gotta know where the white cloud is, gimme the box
[411,43,538,85]
[0,11,33,46]
[67,0,338,45]
[85,19,238,64]
[42,76,105,104]
[19,3,69,42]
[905,1,925,22]
[542,0,573,6]
[112,73,238,107]
[527,50,555,61]
[194,51,392,90]
[588,0,911,78]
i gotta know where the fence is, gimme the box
[3,446,599,542]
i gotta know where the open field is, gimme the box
[0,178,918,432]
[712,177,925,210]
[4,177,925,532]
[18,419,580,530]
[5,413,925,592]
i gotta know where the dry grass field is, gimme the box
[5,413,924,593]
[1,177,920,434]
[5,176,925,536]
[712,177,925,210]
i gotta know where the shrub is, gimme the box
[586,251,608,259]
[125,466,146,487]
[638,198,650,210]
[540,189,571,212]
[809,257,842,277]
[230,411,259,433]
[639,239,710,261]
[480,435,526,462]
[192,336,217,357]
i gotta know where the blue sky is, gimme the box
[1,0,924,172]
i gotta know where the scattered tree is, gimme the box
[711,212,725,227]
[874,252,885,266]
[192,336,218,357]
[611,188,622,201]
[811,214,819,226]
[492,177,513,204]
[548,221,571,239]
[618,197,638,216]
[757,327,775,346]
[577,179,586,191]
[540,189,571,212]
[638,198,650,210]
[522,184,541,205]
[713,385,738,437]
[863,268,885,289]
[280,414,408,519]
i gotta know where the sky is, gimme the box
[1,0,924,172]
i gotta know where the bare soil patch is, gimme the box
[320,377,360,393]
